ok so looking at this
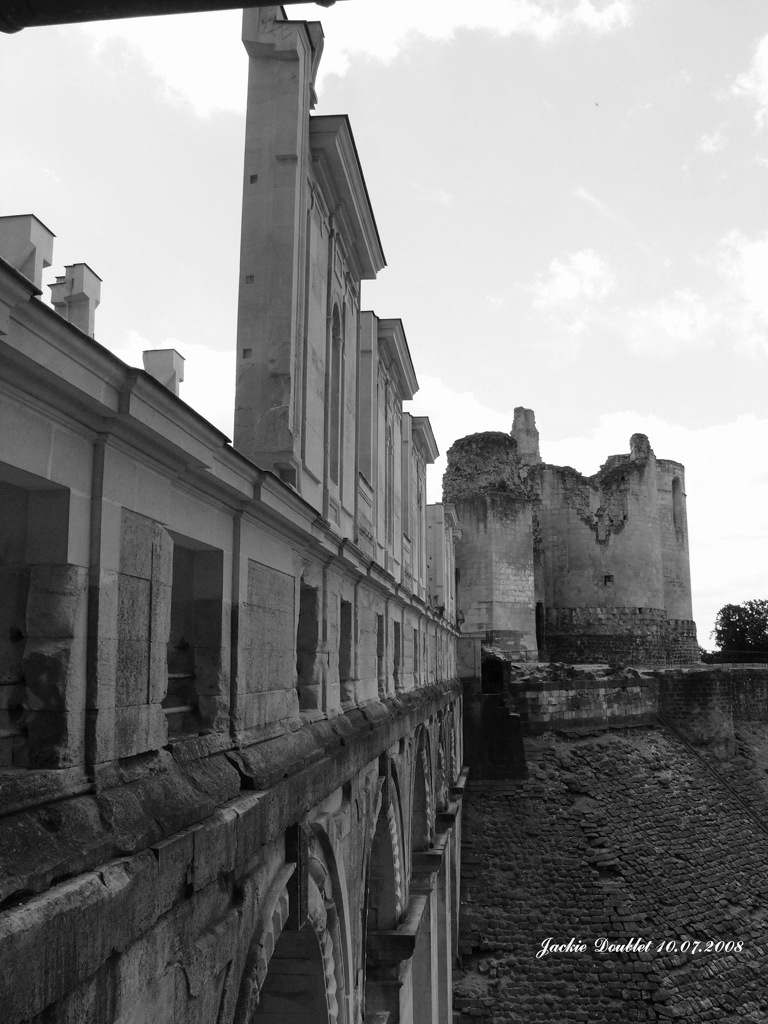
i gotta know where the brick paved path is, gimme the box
[455,728,768,1023]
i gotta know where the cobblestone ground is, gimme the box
[455,727,768,1023]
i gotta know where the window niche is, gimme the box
[163,535,225,738]
[0,468,80,769]
[376,614,385,696]
[393,620,401,690]
[339,598,353,702]
[413,626,419,685]
[296,581,321,711]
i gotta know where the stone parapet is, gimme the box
[506,663,768,757]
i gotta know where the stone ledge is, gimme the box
[0,766,92,818]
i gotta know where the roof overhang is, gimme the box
[412,416,439,464]
[310,115,386,281]
[377,318,418,401]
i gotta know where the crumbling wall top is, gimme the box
[630,433,654,462]
[443,432,526,502]
[511,407,542,466]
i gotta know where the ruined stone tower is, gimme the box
[446,408,698,665]
[443,432,537,658]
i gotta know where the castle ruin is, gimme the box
[445,408,698,667]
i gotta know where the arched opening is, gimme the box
[251,926,331,1023]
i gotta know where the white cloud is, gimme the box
[321,0,635,80]
[77,0,636,115]
[732,33,768,129]
[717,230,768,319]
[714,229,768,354]
[524,249,617,362]
[697,125,725,154]
[412,183,454,207]
[599,229,768,359]
[626,288,715,356]
[532,248,617,311]
[80,11,246,117]
[573,185,625,224]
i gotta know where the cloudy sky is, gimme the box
[2,0,767,645]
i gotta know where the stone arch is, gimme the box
[309,817,354,1024]
[362,775,406,1020]
[234,864,342,1024]
[435,716,449,811]
[412,726,434,853]
[365,791,404,931]
[445,707,458,784]
[233,865,293,1024]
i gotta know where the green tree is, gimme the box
[711,600,768,655]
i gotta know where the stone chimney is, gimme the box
[49,263,101,337]
[143,349,185,397]
[511,407,542,466]
[0,214,54,289]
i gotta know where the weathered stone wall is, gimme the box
[0,685,464,1024]
[506,663,768,745]
[456,728,768,1023]
[536,446,663,613]
[542,607,698,666]
[510,663,658,733]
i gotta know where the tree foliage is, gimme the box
[711,600,768,654]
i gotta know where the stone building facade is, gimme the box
[445,408,698,666]
[0,8,463,1024]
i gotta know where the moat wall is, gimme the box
[507,663,768,757]
[455,666,768,1023]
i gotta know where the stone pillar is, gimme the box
[411,884,437,1024]
[22,564,88,767]
[436,841,453,1022]
[511,406,542,466]
[234,7,320,480]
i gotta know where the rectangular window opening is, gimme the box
[393,621,401,688]
[376,614,385,695]
[297,583,320,711]
[164,538,224,738]
[339,599,352,683]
